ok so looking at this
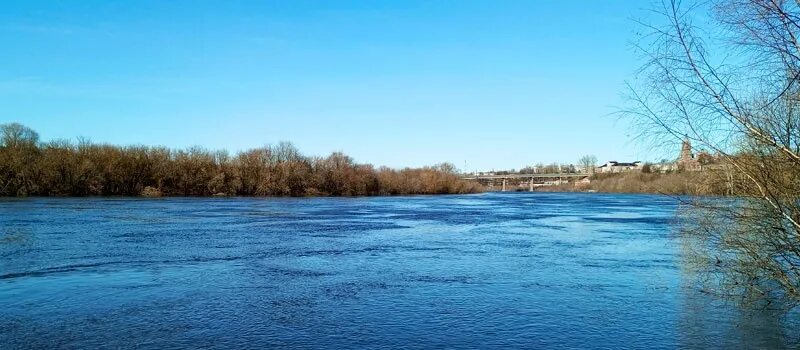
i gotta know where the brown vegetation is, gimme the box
[0,123,482,197]
[537,170,728,195]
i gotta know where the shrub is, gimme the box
[0,124,484,197]
[140,186,163,198]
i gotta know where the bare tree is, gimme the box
[0,123,40,195]
[578,155,598,174]
[0,123,483,198]
[627,0,800,307]
[1,122,38,148]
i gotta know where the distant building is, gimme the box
[649,138,705,173]
[596,161,643,173]
[574,165,592,174]
[676,138,702,171]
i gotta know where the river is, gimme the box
[0,193,796,348]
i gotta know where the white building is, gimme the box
[596,161,643,173]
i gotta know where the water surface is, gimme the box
[0,193,796,348]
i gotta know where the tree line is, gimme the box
[0,123,482,197]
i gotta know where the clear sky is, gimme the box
[0,0,659,171]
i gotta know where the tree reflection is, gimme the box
[676,199,798,347]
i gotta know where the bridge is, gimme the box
[461,173,591,192]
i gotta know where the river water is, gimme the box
[0,193,797,349]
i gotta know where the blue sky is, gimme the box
[0,0,658,171]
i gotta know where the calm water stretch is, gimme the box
[1,193,797,349]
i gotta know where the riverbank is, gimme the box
[538,171,727,196]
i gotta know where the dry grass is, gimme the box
[540,171,728,196]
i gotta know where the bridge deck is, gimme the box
[461,173,590,180]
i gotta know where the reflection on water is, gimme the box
[0,193,797,348]
[676,199,799,348]
[678,244,795,348]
